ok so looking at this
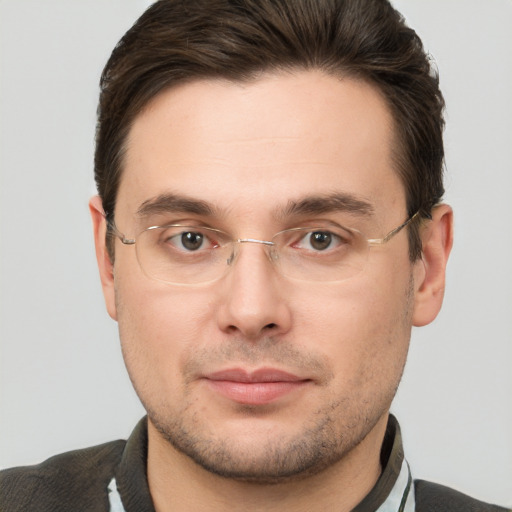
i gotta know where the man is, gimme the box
[1,1,509,511]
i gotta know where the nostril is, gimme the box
[264,323,277,330]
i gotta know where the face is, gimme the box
[96,71,429,482]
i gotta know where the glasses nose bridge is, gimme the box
[236,237,275,247]
[227,237,277,266]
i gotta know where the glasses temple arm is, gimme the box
[106,218,136,245]
[367,211,420,246]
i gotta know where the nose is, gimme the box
[216,241,292,340]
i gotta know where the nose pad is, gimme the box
[268,246,279,262]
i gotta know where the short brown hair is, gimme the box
[95,0,445,260]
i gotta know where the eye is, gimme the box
[295,230,344,251]
[159,227,219,252]
[179,231,206,251]
[308,231,333,251]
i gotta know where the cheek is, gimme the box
[114,272,215,393]
[292,269,413,382]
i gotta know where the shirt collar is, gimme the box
[353,414,413,511]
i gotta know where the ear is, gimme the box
[412,204,453,327]
[89,195,117,321]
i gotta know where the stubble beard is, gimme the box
[144,334,407,484]
[148,399,389,485]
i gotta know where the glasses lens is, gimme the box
[136,225,231,284]
[273,226,369,282]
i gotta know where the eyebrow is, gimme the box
[279,193,374,219]
[136,191,374,222]
[136,193,216,218]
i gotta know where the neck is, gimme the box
[147,414,388,512]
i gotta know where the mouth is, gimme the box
[203,368,312,405]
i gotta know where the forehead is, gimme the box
[118,70,404,227]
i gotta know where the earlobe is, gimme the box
[412,204,454,327]
[89,195,118,321]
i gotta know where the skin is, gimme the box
[90,70,453,511]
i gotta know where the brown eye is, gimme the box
[291,229,348,253]
[180,231,204,251]
[309,232,332,251]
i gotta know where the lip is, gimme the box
[203,368,311,405]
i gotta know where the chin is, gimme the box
[147,398,386,484]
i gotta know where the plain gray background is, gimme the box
[1,0,511,506]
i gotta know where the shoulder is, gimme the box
[414,479,511,512]
[0,439,126,512]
